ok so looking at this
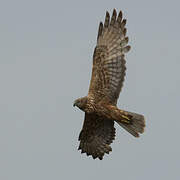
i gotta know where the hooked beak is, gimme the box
[73,101,76,107]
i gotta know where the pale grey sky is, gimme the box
[0,0,179,179]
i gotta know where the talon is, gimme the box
[121,115,130,120]
[120,115,131,124]
[121,119,130,124]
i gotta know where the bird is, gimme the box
[73,9,145,160]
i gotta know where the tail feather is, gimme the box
[117,111,145,137]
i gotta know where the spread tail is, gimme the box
[117,110,145,137]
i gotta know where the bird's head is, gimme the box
[73,97,87,111]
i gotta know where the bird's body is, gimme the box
[74,9,145,160]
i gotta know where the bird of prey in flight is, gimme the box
[74,9,145,160]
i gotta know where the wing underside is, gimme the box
[78,113,115,160]
[88,9,130,104]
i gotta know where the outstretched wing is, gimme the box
[88,9,130,104]
[78,113,115,160]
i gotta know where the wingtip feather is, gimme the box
[110,9,117,26]
[97,22,103,40]
[104,11,110,28]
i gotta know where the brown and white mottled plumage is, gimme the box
[74,9,145,160]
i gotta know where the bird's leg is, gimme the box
[95,104,132,124]
[108,105,133,124]
[119,110,132,124]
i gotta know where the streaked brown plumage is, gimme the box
[74,9,145,160]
